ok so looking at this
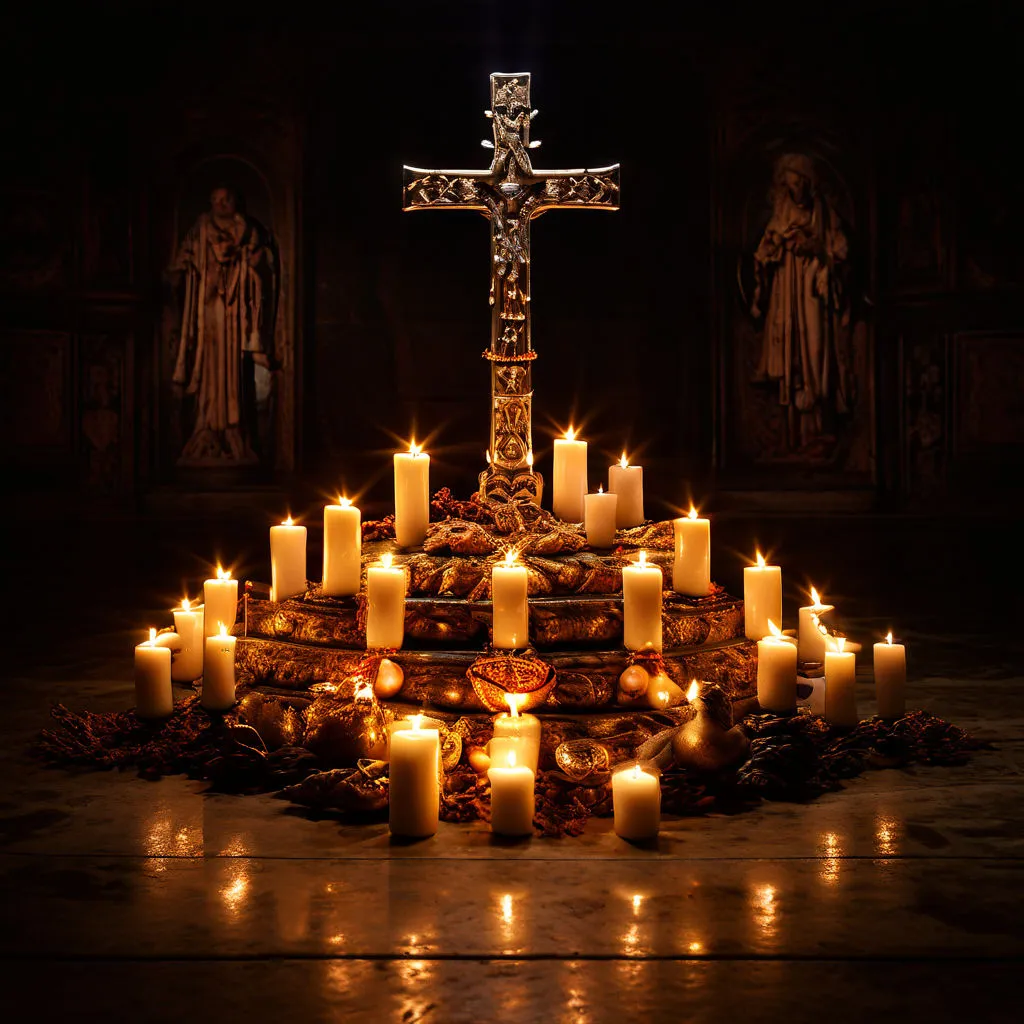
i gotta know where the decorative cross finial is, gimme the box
[403,72,620,504]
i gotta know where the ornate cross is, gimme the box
[403,72,620,504]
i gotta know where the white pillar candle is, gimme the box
[203,566,238,638]
[492,695,542,772]
[387,714,444,762]
[491,550,529,649]
[134,628,173,719]
[488,747,535,836]
[394,442,430,548]
[757,621,799,713]
[874,631,907,719]
[389,716,440,837]
[622,550,663,652]
[202,624,237,711]
[270,516,307,602]
[552,427,587,522]
[584,487,618,548]
[612,762,661,840]
[323,497,361,597]
[798,587,835,665]
[744,552,782,641]
[608,453,644,528]
[172,598,204,683]
[825,637,858,727]
[672,506,711,597]
[366,553,406,649]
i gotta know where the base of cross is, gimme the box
[477,464,544,505]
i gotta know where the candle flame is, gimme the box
[148,627,156,644]
[598,484,604,494]
[485,449,492,464]
[505,693,522,717]
[181,597,191,611]
[218,622,229,639]
[689,505,698,519]
[810,586,821,606]
[686,680,699,702]
[885,631,893,645]
[339,496,351,507]
[766,619,783,640]
[526,451,534,470]
[831,635,847,654]
[564,425,577,441]
[755,551,766,569]
[638,550,647,568]
[506,748,517,769]
[216,565,231,580]
[619,452,628,469]
[381,552,393,569]
[410,714,423,732]
[504,548,517,568]
[283,516,294,526]
[409,440,422,457]
[632,763,642,780]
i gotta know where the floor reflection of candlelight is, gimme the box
[819,831,843,885]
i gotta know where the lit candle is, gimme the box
[672,505,711,597]
[389,715,440,837]
[798,587,835,665]
[612,762,661,840]
[203,566,238,638]
[394,440,430,548]
[744,551,782,641]
[491,549,529,649]
[874,631,907,719]
[323,497,361,597]
[366,552,406,649]
[492,694,542,773]
[608,452,644,528]
[756,620,798,713]
[270,516,307,602]
[552,426,587,522]
[584,485,618,548]
[622,550,663,651]
[488,747,535,837]
[134,628,173,719]
[172,597,204,682]
[202,622,237,711]
[825,636,858,727]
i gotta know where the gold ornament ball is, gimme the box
[467,746,491,774]
[618,664,650,695]
[373,657,405,699]
[646,672,686,710]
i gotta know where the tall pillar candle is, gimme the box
[172,598,204,683]
[608,453,644,528]
[584,487,618,548]
[271,516,307,602]
[366,553,406,649]
[552,427,587,522]
[798,587,834,665]
[874,632,907,719]
[756,622,798,713]
[744,552,782,641]
[323,497,361,597]
[389,717,440,837]
[491,550,529,649]
[672,506,711,597]
[202,624,237,711]
[488,748,535,836]
[492,695,542,772]
[622,551,663,651]
[203,566,238,637]
[825,638,858,727]
[134,628,173,719]
[612,763,661,840]
[394,442,430,548]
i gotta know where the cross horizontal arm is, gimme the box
[402,167,493,212]
[529,164,621,215]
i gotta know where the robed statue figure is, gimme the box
[170,185,277,464]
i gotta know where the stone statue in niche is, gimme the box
[743,153,857,459]
[169,184,279,464]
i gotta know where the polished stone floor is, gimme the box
[2,512,1022,1021]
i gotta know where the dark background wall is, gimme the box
[2,0,1021,519]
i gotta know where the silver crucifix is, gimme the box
[403,72,620,504]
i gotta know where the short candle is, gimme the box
[825,636,858,727]
[612,762,661,840]
[492,694,541,773]
[584,485,618,548]
[134,628,173,720]
[394,441,430,548]
[366,552,406,650]
[271,516,308,603]
[874,631,907,719]
[487,747,535,837]
[203,566,238,638]
[171,597,204,683]
[798,587,835,665]
[757,620,798,713]
[491,549,529,649]
[323,497,361,597]
[389,715,440,837]
[608,452,644,529]
[622,550,663,652]
[552,426,588,523]
[672,505,711,597]
[202,622,237,711]
[744,551,782,641]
